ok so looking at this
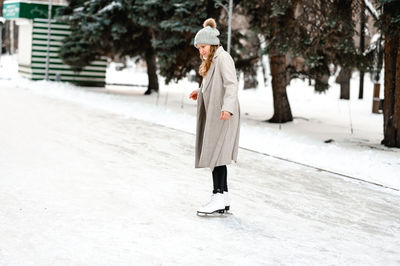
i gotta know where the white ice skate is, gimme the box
[197,193,225,215]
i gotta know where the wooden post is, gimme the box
[372,83,380,113]
[10,20,14,54]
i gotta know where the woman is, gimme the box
[189,18,240,215]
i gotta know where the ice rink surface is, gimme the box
[0,85,399,265]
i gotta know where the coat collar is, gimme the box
[202,46,224,92]
[213,45,224,59]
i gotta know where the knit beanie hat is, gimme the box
[194,18,220,47]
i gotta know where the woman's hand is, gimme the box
[220,111,231,120]
[189,90,198,100]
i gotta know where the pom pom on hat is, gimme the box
[203,18,217,28]
[194,18,220,47]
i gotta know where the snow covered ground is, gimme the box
[0,55,400,265]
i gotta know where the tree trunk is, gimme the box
[243,64,258,89]
[339,77,350,100]
[261,56,268,87]
[2,20,18,55]
[143,41,159,95]
[382,37,400,147]
[359,0,366,99]
[9,20,17,54]
[359,71,364,99]
[268,50,293,123]
[4,20,10,54]
[396,44,400,144]
[314,74,329,92]
[336,67,352,100]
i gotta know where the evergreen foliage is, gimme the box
[134,0,245,84]
[377,0,400,39]
[57,0,152,71]
[244,0,376,92]
[57,0,247,84]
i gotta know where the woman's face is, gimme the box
[198,44,211,59]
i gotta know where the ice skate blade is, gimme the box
[197,209,226,217]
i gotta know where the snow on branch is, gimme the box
[98,1,122,14]
[364,0,379,20]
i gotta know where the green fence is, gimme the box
[3,0,107,87]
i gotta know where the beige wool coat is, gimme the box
[195,46,240,171]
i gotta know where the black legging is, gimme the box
[212,165,228,194]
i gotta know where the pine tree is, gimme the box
[131,0,209,84]
[57,0,248,91]
[244,0,376,123]
[57,0,159,94]
[136,0,246,84]
[244,0,298,123]
[295,0,373,95]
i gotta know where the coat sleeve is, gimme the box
[196,79,204,94]
[219,52,238,116]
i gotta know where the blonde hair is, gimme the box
[198,45,219,78]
